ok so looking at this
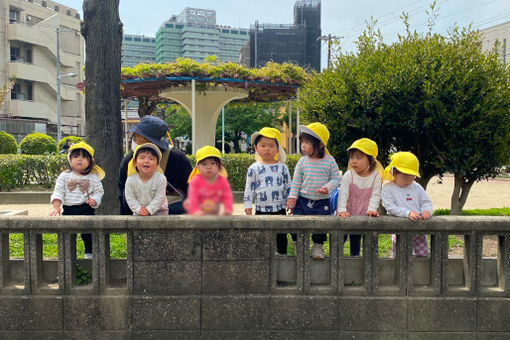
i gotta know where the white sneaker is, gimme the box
[84,253,93,259]
[311,243,325,260]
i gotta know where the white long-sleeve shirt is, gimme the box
[337,170,381,213]
[381,181,433,218]
[50,171,103,208]
[125,172,168,215]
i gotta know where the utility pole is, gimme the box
[317,34,343,68]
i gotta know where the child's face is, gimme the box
[254,136,278,163]
[300,139,315,157]
[70,151,90,174]
[134,151,159,177]
[393,171,416,188]
[197,157,220,180]
[349,150,370,175]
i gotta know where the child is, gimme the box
[287,122,341,259]
[244,127,291,254]
[337,138,384,256]
[49,142,104,259]
[124,143,169,216]
[187,146,233,215]
[381,151,433,257]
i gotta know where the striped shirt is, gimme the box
[289,155,341,201]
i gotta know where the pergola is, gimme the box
[120,76,302,153]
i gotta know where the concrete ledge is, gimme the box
[0,192,51,204]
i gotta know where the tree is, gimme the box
[299,13,510,214]
[0,76,15,108]
[81,0,123,214]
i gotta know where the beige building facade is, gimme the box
[0,0,84,142]
[480,20,509,65]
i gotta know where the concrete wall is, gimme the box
[1,215,510,339]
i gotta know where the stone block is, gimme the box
[200,331,269,339]
[202,296,270,330]
[63,296,130,331]
[477,299,510,331]
[132,331,201,340]
[203,261,269,294]
[408,333,476,340]
[477,333,510,340]
[408,298,476,331]
[132,297,200,330]
[270,296,337,330]
[133,230,201,261]
[0,331,64,340]
[0,296,62,330]
[338,297,407,331]
[63,331,131,340]
[268,330,341,339]
[133,261,200,295]
[203,230,270,260]
[338,332,407,340]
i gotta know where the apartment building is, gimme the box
[480,20,510,65]
[0,0,84,142]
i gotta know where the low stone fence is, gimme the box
[1,215,509,339]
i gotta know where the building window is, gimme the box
[26,48,33,63]
[41,1,47,8]
[27,83,33,101]
[54,6,59,12]
[11,84,22,100]
[10,47,20,62]
[67,10,72,16]
[9,8,20,23]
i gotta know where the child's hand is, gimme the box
[337,211,350,217]
[286,198,296,215]
[408,211,421,221]
[421,210,431,220]
[222,210,233,216]
[87,198,96,207]
[192,210,205,216]
[317,186,328,194]
[49,206,61,216]
[139,206,150,216]
[367,210,379,217]
[245,208,252,215]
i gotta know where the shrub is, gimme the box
[57,136,85,153]
[19,133,57,155]
[0,131,17,154]
[0,154,67,191]
[187,153,301,191]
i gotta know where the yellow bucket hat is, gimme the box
[127,143,164,177]
[300,122,330,155]
[251,127,287,163]
[383,151,421,181]
[347,138,384,177]
[188,145,228,182]
[68,142,105,180]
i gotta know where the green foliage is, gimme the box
[165,104,191,139]
[0,154,67,191]
[57,136,85,152]
[0,131,17,154]
[434,207,510,216]
[76,264,92,285]
[19,133,57,155]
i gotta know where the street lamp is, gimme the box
[56,27,77,142]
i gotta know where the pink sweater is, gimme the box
[188,174,233,214]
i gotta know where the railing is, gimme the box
[0,215,509,337]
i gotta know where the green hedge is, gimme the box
[0,153,301,192]
[19,132,57,155]
[0,131,17,154]
[0,154,67,191]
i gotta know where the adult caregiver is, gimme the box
[117,115,192,215]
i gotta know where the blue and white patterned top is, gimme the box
[243,161,291,213]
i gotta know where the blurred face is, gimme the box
[300,139,315,157]
[349,150,370,176]
[393,170,416,188]
[134,151,158,177]
[197,157,220,180]
[70,151,90,174]
[254,136,278,163]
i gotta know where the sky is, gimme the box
[56,0,510,69]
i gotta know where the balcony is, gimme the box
[8,98,55,121]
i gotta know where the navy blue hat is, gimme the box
[129,115,169,151]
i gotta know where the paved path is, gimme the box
[1,175,508,217]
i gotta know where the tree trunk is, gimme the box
[137,96,157,117]
[81,0,123,215]
[450,174,475,215]
[416,172,434,191]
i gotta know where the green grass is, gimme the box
[434,207,510,216]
